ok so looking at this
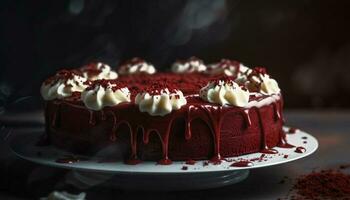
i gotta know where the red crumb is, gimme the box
[85,79,125,91]
[293,170,350,199]
[44,69,82,85]
[185,160,196,165]
[288,127,298,134]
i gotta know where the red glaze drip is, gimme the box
[260,148,278,154]
[124,159,142,165]
[185,159,196,165]
[51,102,61,127]
[209,156,222,165]
[141,118,175,165]
[88,110,96,125]
[100,110,106,121]
[288,127,298,134]
[158,121,173,165]
[277,130,295,148]
[109,111,118,141]
[295,146,306,153]
[259,153,266,161]
[242,109,252,128]
[272,102,281,121]
[185,105,196,140]
[129,126,139,162]
[230,160,253,167]
[143,130,150,144]
[257,108,278,153]
[158,158,173,165]
[201,105,224,163]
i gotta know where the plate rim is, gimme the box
[8,126,318,174]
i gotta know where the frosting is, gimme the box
[172,57,207,73]
[118,58,156,75]
[235,65,252,84]
[41,70,88,100]
[246,67,280,95]
[81,62,118,80]
[206,59,242,76]
[199,79,250,107]
[81,80,131,110]
[135,88,187,116]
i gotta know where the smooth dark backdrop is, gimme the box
[1,0,350,109]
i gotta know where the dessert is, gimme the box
[41,58,290,165]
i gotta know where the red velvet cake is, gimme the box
[40,57,291,165]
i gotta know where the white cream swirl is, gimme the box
[172,58,207,73]
[135,89,187,116]
[259,74,280,95]
[235,64,253,84]
[118,58,156,75]
[206,60,241,76]
[247,72,280,95]
[199,80,250,107]
[81,82,131,110]
[41,72,88,100]
[82,62,118,80]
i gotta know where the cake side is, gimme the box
[46,95,284,162]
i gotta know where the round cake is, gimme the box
[41,57,290,165]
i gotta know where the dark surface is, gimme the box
[1,0,350,108]
[1,99,349,199]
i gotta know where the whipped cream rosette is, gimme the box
[118,58,156,75]
[81,80,130,110]
[80,62,118,80]
[135,86,187,116]
[172,57,207,73]
[246,67,280,95]
[41,70,88,100]
[199,78,250,107]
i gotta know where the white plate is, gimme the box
[8,126,318,190]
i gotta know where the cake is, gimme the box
[41,57,291,165]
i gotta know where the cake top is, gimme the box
[41,57,281,115]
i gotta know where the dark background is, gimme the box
[1,0,350,110]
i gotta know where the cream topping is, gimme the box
[206,59,242,76]
[41,72,88,100]
[118,58,156,75]
[235,64,253,84]
[199,80,250,107]
[135,89,187,116]
[81,82,130,110]
[81,62,118,80]
[246,68,280,95]
[172,57,207,73]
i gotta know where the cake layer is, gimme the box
[45,94,284,163]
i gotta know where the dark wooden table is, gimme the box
[1,103,349,199]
